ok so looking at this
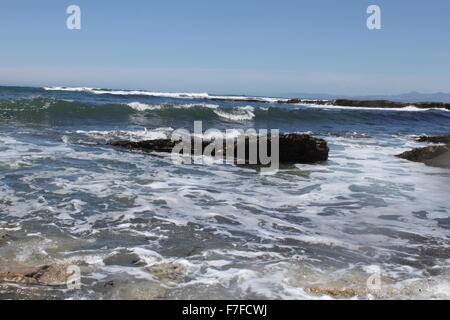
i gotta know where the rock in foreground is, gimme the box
[0,261,71,286]
[397,145,450,168]
[109,133,329,165]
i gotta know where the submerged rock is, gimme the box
[105,280,168,300]
[0,233,18,245]
[144,262,186,283]
[109,133,329,165]
[304,286,372,298]
[303,284,404,299]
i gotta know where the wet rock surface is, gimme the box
[109,133,329,165]
[145,262,186,283]
[397,135,450,168]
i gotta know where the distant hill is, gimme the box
[277,91,450,103]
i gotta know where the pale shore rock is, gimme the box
[144,262,186,284]
[106,281,168,300]
[0,261,72,286]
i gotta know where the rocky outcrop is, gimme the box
[397,145,450,168]
[210,97,266,103]
[272,133,329,163]
[396,135,450,168]
[109,133,329,165]
[332,99,450,110]
[277,98,330,105]
[416,135,450,144]
[110,139,180,153]
[275,98,450,110]
[195,94,450,110]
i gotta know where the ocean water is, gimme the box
[0,86,449,299]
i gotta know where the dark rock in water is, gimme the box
[332,99,450,110]
[103,251,145,267]
[416,135,450,144]
[397,134,450,168]
[274,98,450,110]
[196,95,450,110]
[280,98,301,104]
[397,145,450,168]
[109,133,329,165]
[209,97,264,103]
[272,133,329,163]
[334,99,400,109]
[277,98,330,105]
[110,139,179,153]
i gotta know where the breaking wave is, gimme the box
[1,97,449,134]
[44,86,283,103]
[0,98,258,123]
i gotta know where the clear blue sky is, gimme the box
[0,0,449,95]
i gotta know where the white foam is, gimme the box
[126,102,220,111]
[43,87,285,103]
[72,128,171,141]
[126,101,256,120]
[44,87,211,99]
[127,102,162,111]
[213,106,255,121]
[299,103,450,112]
[2,130,450,299]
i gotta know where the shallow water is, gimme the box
[0,86,449,299]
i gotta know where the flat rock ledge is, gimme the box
[109,133,329,165]
[0,261,71,286]
[396,135,450,168]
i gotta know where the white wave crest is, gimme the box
[299,103,450,112]
[71,128,173,141]
[126,101,255,120]
[44,87,211,99]
[127,102,162,111]
[44,87,285,103]
[213,106,255,121]
[126,102,220,111]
